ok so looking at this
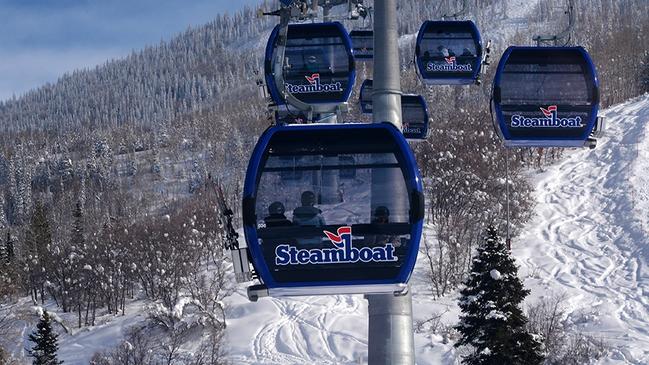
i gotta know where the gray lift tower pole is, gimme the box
[366,0,416,364]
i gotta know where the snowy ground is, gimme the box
[221,94,649,365]
[223,224,461,365]
[7,96,649,364]
[515,94,649,364]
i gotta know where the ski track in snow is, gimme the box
[232,55,649,365]
[516,94,649,364]
[250,296,365,364]
[229,294,366,365]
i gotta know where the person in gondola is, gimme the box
[305,53,321,73]
[261,202,293,260]
[293,191,325,245]
[365,206,399,246]
[264,201,292,228]
[372,206,390,224]
[293,191,325,226]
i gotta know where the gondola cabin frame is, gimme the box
[242,123,425,298]
[415,20,484,85]
[359,79,373,114]
[492,46,600,148]
[264,22,356,110]
[401,94,430,140]
[350,30,374,60]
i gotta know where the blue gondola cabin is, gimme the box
[492,46,601,147]
[415,20,484,85]
[265,22,356,108]
[242,123,424,298]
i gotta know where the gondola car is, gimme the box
[359,79,373,114]
[242,123,424,298]
[415,20,483,85]
[265,22,356,109]
[401,94,430,140]
[350,30,374,60]
[492,46,601,147]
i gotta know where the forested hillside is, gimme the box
[1,0,648,363]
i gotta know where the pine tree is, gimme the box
[24,201,52,304]
[454,226,544,365]
[28,310,63,365]
[4,230,14,263]
[71,203,84,250]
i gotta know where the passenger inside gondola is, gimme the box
[364,206,398,246]
[305,53,320,73]
[264,202,292,228]
[293,191,325,245]
[293,191,325,226]
[372,206,390,224]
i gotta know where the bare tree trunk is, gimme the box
[78,292,83,328]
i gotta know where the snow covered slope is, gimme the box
[223,95,649,365]
[223,227,461,365]
[5,84,645,365]
[38,94,649,365]
[515,94,649,364]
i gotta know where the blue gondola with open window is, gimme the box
[264,22,356,110]
[242,123,424,299]
[492,46,603,148]
[415,20,484,85]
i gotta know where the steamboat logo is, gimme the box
[275,226,398,265]
[510,105,583,128]
[285,73,343,94]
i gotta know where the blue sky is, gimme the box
[0,0,262,101]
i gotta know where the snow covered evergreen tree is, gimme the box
[3,230,14,263]
[454,226,544,365]
[28,310,63,365]
[0,229,17,300]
